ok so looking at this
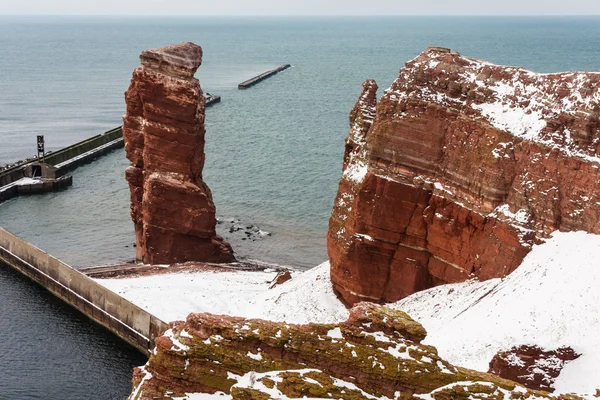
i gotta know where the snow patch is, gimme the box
[96,261,348,325]
[393,231,600,395]
[343,159,368,184]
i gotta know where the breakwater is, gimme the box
[205,94,221,107]
[0,176,73,203]
[0,227,167,355]
[238,64,291,89]
[0,127,123,203]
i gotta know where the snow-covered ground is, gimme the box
[392,231,600,395]
[96,261,349,324]
[99,231,600,395]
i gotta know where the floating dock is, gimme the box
[238,64,291,89]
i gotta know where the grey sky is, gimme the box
[1,0,599,15]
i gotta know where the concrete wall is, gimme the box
[0,185,18,203]
[17,176,72,194]
[54,137,124,177]
[0,167,27,188]
[0,126,123,187]
[43,126,122,166]
[46,127,123,171]
[0,227,167,355]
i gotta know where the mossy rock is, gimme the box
[129,304,586,400]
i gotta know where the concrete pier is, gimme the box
[0,127,123,203]
[0,227,167,355]
[205,94,221,107]
[0,176,73,202]
[238,64,291,89]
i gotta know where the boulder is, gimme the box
[489,345,580,392]
[269,270,292,289]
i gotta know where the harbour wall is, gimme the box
[238,64,291,89]
[0,227,167,355]
[0,126,124,187]
[48,127,124,176]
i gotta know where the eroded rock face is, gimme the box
[328,47,600,305]
[127,303,581,400]
[489,345,580,392]
[123,42,234,265]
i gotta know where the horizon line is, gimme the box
[2,14,600,17]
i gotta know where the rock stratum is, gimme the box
[123,42,234,265]
[329,46,600,305]
[128,303,581,399]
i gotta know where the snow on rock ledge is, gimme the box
[392,230,600,396]
[328,46,600,306]
[128,302,575,400]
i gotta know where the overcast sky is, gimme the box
[1,0,599,16]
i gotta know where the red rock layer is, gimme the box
[123,42,234,265]
[489,345,579,392]
[129,303,560,399]
[329,47,600,305]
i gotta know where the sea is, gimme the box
[0,15,599,399]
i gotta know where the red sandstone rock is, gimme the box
[329,47,600,305]
[123,42,234,265]
[129,303,568,399]
[489,345,580,392]
[268,270,292,289]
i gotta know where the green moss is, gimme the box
[132,305,587,400]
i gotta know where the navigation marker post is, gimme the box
[37,135,45,163]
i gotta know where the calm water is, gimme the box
[0,262,146,399]
[0,16,600,399]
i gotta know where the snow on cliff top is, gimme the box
[97,231,600,394]
[96,261,349,324]
[386,48,600,163]
[392,230,600,395]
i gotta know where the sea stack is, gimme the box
[328,47,600,306]
[122,42,234,265]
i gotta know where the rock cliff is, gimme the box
[123,42,234,265]
[328,46,600,305]
[128,303,579,399]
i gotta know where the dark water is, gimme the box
[1,16,600,399]
[0,263,146,399]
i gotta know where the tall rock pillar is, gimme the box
[122,42,234,265]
